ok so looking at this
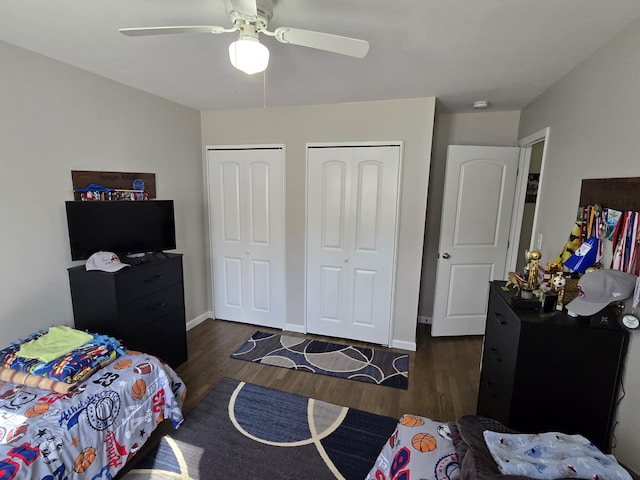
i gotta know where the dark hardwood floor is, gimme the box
[174,319,483,422]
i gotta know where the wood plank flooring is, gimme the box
[174,319,483,422]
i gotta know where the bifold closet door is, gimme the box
[306,145,401,345]
[207,147,285,329]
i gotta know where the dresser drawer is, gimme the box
[125,310,187,368]
[478,342,516,423]
[477,366,512,424]
[115,258,183,304]
[484,288,521,362]
[119,284,184,334]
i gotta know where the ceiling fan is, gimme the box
[119,0,370,75]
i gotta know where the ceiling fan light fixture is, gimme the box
[229,36,270,74]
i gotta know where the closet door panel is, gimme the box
[306,144,401,345]
[208,147,285,329]
[307,157,351,330]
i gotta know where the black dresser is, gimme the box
[68,253,187,369]
[477,281,628,452]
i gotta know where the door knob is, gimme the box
[442,253,451,259]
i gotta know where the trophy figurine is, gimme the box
[526,250,542,291]
[551,272,567,311]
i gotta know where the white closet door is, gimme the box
[207,147,285,329]
[306,145,401,345]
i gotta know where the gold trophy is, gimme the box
[526,250,542,291]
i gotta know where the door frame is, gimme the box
[304,141,404,345]
[205,144,286,326]
[504,127,550,274]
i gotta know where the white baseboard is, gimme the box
[187,312,211,331]
[188,315,416,352]
[417,316,429,324]
[391,339,416,351]
[284,323,306,334]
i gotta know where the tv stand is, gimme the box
[68,253,187,368]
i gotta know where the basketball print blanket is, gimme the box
[0,352,186,480]
[366,414,460,480]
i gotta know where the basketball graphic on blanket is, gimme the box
[132,379,147,400]
[114,358,132,370]
[24,402,50,418]
[412,432,438,452]
[73,446,97,473]
[400,414,425,427]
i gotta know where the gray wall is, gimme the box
[0,41,207,347]
[419,110,521,320]
[518,16,640,470]
[201,98,436,349]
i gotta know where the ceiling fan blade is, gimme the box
[119,26,229,37]
[225,0,258,19]
[274,27,369,58]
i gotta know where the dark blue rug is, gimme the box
[231,331,409,389]
[125,377,398,479]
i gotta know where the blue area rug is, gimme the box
[231,331,409,389]
[126,377,399,479]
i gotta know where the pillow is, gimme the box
[367,415,460,480]
[0,367,79,394]
[449,416,582,480]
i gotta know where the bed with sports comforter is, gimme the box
[366,414,634,480]
[0,328,185,480]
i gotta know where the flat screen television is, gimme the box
[65,200,176,260]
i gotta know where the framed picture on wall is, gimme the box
[526,173,540,203]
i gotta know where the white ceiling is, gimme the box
[2,0,640,113]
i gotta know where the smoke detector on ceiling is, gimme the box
[473,100,490,109]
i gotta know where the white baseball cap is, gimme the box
[85,251,130,272]
[566,269,637,317]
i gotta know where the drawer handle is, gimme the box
[493,312,507,325]
[146,302,166,312]
[489,348,502,363]
[144,275,164,283]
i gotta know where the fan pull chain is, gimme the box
[263,69,267,108]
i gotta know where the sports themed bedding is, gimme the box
[366,414,460,480]
[0,327,124,388]
[368,414,633,480]
[0,351,186,480]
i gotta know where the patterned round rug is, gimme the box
[231,331,409,389]
[124,377,398,479]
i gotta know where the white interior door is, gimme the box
[306,144,401,345]
[431,145,520,337]
[207,146,285,329]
